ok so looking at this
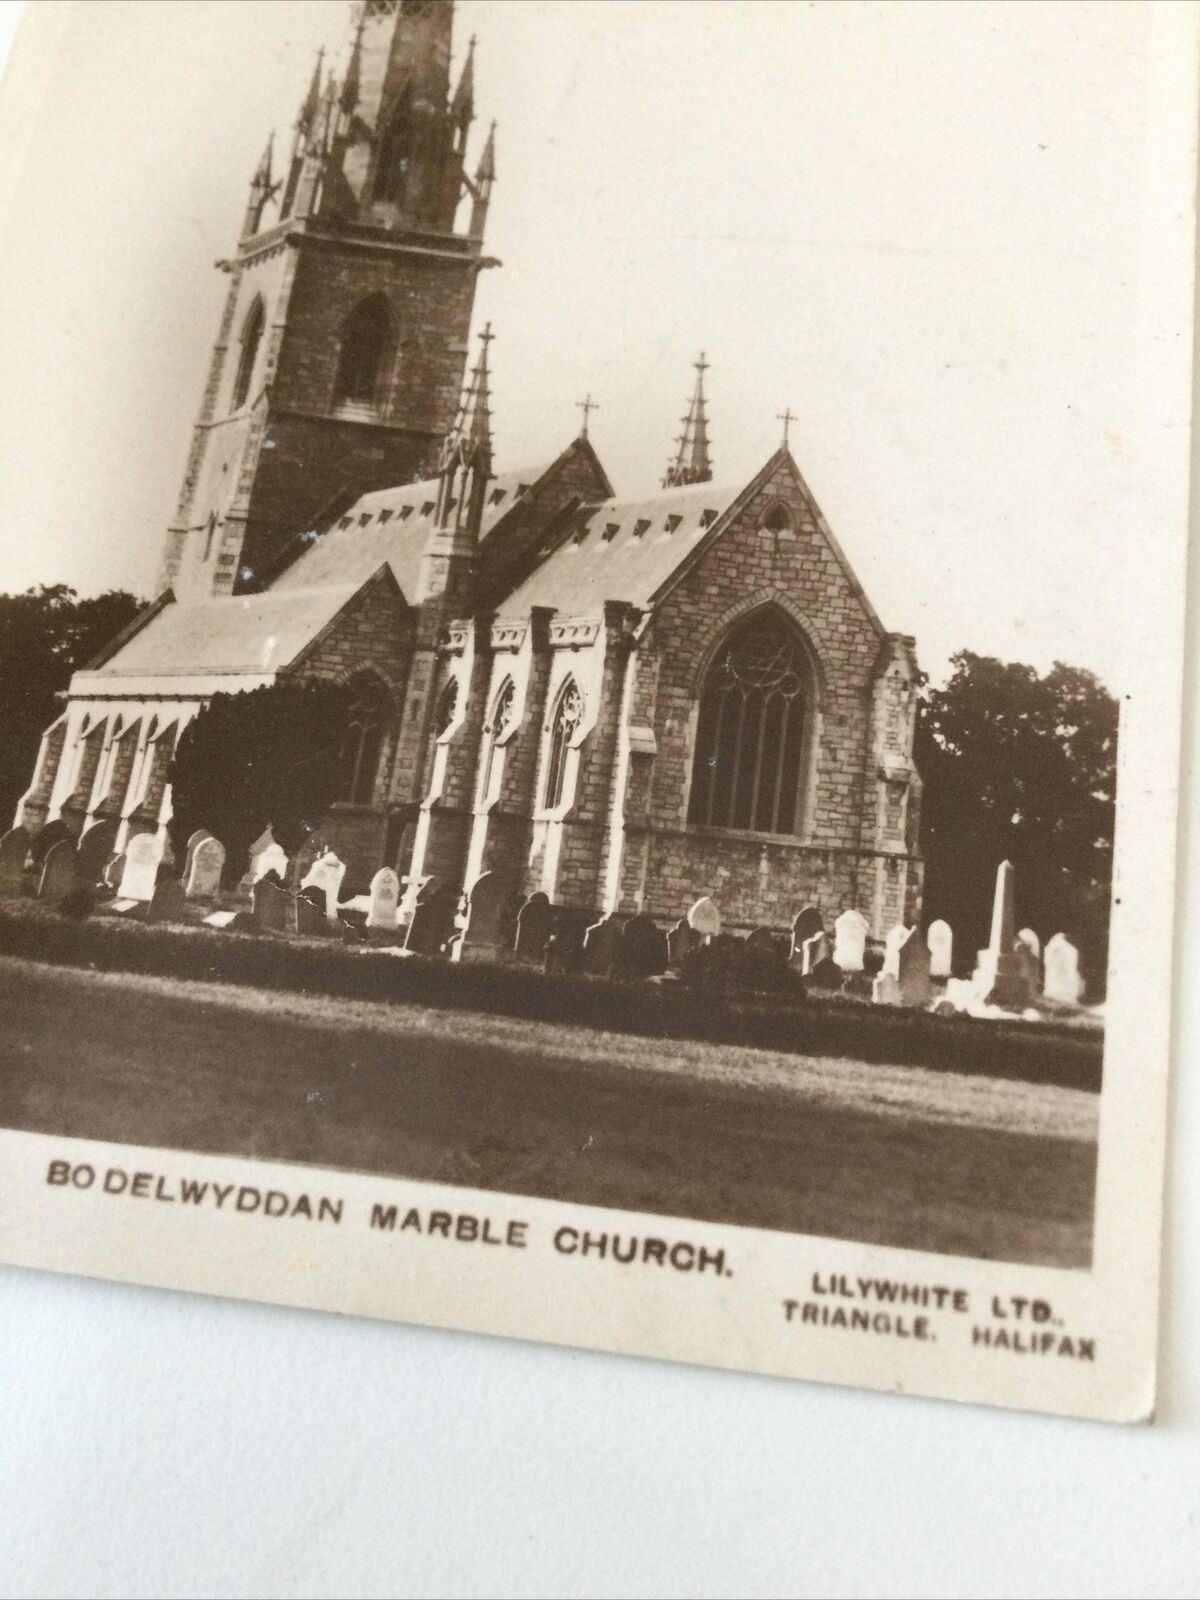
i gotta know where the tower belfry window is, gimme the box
[334,295,396,410]
[232,297,265,410]
[374,96,413,207]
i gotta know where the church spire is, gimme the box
[452,34,476,127]
[422,323,495,605]
[468,120,497,239]
[663,353,712,488]
[340,11,365,116]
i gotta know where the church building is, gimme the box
[16,0,923,943]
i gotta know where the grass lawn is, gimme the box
[0,954,1098,1267]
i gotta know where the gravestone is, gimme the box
[1017,927,1041,959]
[897,928,932,1007]
[148,877,187,924]
[620,912,668,979]
[514,892,553,962]
[0,825,30,894]
[801,931,829,973]
[252,877,291,932]
[981,860,1033,1009]
[236,828,281,900]
[458,870,508,955]
[256,842,289,883]
[790,905,825,971]
[186,836,226,900]
[76,820,118,889]
[687,896,721,942]
[833,909,869,973]
[301,850,346,920]
[807,955,844,990]
[880,925,908,979]
[1043,933,1084,1006]
[405,882,457,956]
[103,852,125,890]
[38,838,77,901]
[117,832,162,904]
[288,833,327,892]
[184,829,213,883]
[367,867,401,932]
[294,885,329,936]
[927,919,953,980]
[667,917,696,971]
[583,914,622,976]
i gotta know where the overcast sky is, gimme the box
[0,0,1158,686]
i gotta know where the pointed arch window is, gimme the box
[232,297,265,410]
[479,678,517,805]
[688,609,811,835]
[374,94,413,207]
[435,677,460,741]
[542,679,584,811]
[337,673,394,805]
[334,294,396,411]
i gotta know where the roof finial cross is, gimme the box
[777,406,796,448]
[576,393,599,439]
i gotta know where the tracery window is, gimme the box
[542,679,583,811]
[688,609,810,835]
[232,297,265,410]
[337,674,393,805]
[479,678,516,805]
[334,295,395,410]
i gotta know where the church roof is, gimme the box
[87,584,363,679]
[495,478,743,618]
[271,464,554,602]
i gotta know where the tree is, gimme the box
[167,678,357,876]
[915,652,1118,992]
[0,584,144,828]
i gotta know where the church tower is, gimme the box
[160,0,496,600]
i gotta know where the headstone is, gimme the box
[807,956,844,990]
[1043,933,1084,1006]
[252,877,291,933]
[0,825,30,894]
[294,885,329,936]
[927,919,953,980]
[148,877,187,924]
[896,927,932,1007]
[667,917,696,971]
[514,892,553,962]
[833,909,869,973]
[801,931,829,973]
[1017,927,1041,959]
[184,829,213,882]
[583,914,622,976]
[301,850,346,920]
[103,852,125,890]
[256,842,289,883]
[203,910,238,930]
[880,924,909,979]
[457,870,507,953]
[620,912,668,979]
[76,820,118,888]
[288,832,327,892]
[790,905,825,970]
[404,882,457,956]
[367,867,401,932]
[982,860,1034,1008]
[117,832,162,904]
[38,838,77,901]
[186,836,226,900]
[57,885,94,921]
[687,896,721,942]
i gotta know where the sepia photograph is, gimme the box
[0,0,1193,1425]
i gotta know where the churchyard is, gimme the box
[0,822,1102,1266]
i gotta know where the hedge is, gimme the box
[0,901,1102,1091]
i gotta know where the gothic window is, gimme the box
[479,678,516,804]
[337,674,393,805]
[688,609,811,835]
[542,679,583,811]
[374,95,413,206]
[334,295,396,410]
[762,500,793,535]
[232,297,265,410]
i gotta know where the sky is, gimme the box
[0,0,1158,686]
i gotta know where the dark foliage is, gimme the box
[167,678,356,875]
[0,585,144,826]
[0,903,1102,1092]
[916,653,1117,991]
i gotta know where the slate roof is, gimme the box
[495,479,744,618]
[272,464,554,601]
[89,585,362,679]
